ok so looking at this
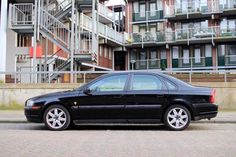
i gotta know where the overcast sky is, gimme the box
[105,0,126,6]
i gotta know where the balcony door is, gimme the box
[139,3,146,18]
[149,2,156,17]
[194,48,201,63]
[182,49,190,67]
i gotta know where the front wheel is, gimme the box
[164,105,191,131]
[43,105,71,131]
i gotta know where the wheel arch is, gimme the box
[161,100,194,122]
[41,101,73,122]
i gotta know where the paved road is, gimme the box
[0,123,235,157]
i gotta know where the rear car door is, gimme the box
[124,74,168,122]
[75,74,129,121]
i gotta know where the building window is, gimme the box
[172,47,179,59]
[99,46,102,56]
[109,47,112,60]
[139,3,146,17]
[160,49,166,59]
[205,45,212,57]
[104,46,108,58]
[149,2,156,16]
[183,48,190,64]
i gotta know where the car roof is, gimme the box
[104,71,193,88]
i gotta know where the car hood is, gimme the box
[29,90,81,101]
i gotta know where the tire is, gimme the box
[43,105,71,131]
[164,105,191,131]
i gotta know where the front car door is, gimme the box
[75,74,129,122]
[125,73,168,123]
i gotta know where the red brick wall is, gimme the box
[125,2,133,33]
[98,44,113,69]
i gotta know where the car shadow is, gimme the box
[6,123,209,131]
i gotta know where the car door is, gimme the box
[75,74,129,121]
[125,73,168,122]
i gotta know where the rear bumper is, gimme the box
[24,107,43,123]
[192,103,218,121]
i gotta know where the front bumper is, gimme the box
[192,103,218,121]
[24,107,43,123]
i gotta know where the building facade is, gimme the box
[1,0,236,83]
[1,0,126,83]
[125,0,236,71]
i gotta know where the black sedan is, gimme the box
[25,71,218,131]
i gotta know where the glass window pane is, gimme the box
[89,75,127,92]
[131,75,163,90]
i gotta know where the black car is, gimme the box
[25,71,218,131]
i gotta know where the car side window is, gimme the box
[131,74,163,90]
[88,75,128,92]
[165,80,177,90]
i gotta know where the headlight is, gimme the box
[26,100,34,107]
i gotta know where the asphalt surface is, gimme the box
[0,123,235,157]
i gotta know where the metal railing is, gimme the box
[81,13,124,44]
[133,10,164,22]
[164,0,236,17]
[1,70,236,84]
[9,3,34,27]
[225,55,236,66]
[98,3,118,22]
[40,8,71,48]
[46,0,72,16]
[177,57,206,68]
[130,59,161,70]
[127,26,236,45]
[127,31,175,45]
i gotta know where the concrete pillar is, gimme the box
[0,0,8,81]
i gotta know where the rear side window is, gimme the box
[131,74,163,90]
[165,80,177,90]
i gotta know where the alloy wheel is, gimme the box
[167,107,189,129]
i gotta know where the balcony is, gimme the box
[80,13,124,45]
[8,3,34,33]
[98,3,118,24]
[130,59,161,70]
[175,27,216,44]
[218,55,236,66]
[172,57,213,69]
[126,26,236,46]
[133,10,164,23]
[165,0,236,20]
[126,31,175,47]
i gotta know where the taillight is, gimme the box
[209,89,216,103]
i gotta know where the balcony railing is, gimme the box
[177,57,206,68]
[130,59,161,70]
[127,26,236,46]
[164,0,236,17]
[133,10,164,22]
[9,3,34,28]
[225,55,236,66]
[98,3,118,23]
[128,31,175,45]
[81,13,124,44]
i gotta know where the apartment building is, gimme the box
[2,0,126,83]
[125,0,236,70]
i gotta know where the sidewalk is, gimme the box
[0,110,236,123]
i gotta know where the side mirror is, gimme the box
[83,88,92,95]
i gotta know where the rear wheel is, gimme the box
[43,105,71,131]
[164,105,191,131]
